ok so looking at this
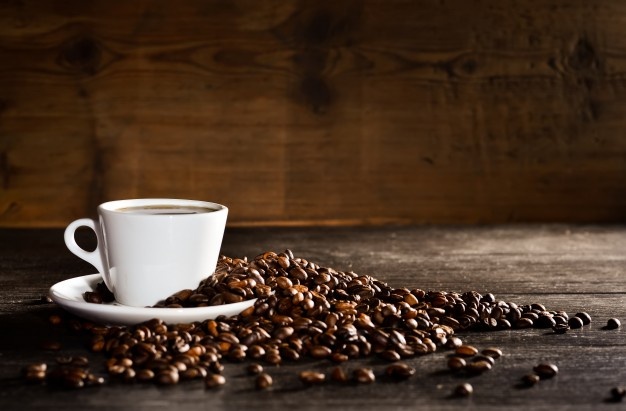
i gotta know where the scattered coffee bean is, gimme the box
[331,366,349,383]
[299,371,326,385]
[466,360,492,374]
[481,347,502,359]
[83,291,103,304]
[568,316,584,329]
[247,363,263,375]
[353,367,375,384]
[454,383,473,397]
[605,318,621,330]
[552,323,569,334]
[49,314,62,325]
[23,363,47,383]
[610,386,626,402]
[40,340,61,351]
[575,312,592,325]
[256,373,273,390]
[385,362,415,380]
[447,356,466,372]
[533,363,558,379]
[521,373,540,387]
[455,345,478,357]
[205,373,226,389]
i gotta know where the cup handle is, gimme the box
[64,218,111,290]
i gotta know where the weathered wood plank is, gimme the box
[1,1,626,227]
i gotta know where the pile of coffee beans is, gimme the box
[36,250,592,392]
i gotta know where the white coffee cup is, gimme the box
[64,198,228,307]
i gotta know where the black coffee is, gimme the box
[116,205,216,215]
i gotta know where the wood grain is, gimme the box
[1,1,626,227]
[1,225,625,410]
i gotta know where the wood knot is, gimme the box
[567,38,599,73]
[59,36,102,75]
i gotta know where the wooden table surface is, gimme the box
[1,225,625,410]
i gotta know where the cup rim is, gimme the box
[98,198,228,216]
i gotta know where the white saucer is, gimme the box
[49,274,257,326]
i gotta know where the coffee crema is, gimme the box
[115,205,217,215]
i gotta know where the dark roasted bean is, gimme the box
[455,345,478,357]
[610,386,626,402]
[521,373,540,387]
[447,356,466,372]
[454,383,473,397]
[575,312,592,325]
[605,318,621,330]
[466,360,492,374]
[385,362,415,380]
[533,363,558,379]
[568,316,584,329]
[353,367,375,384]
[299,371,325,385]
[205,373,226,389]
[256,373,273,390]
[552,323,569,334]
[481,347,502,359]
[247,363,263,375]
[331,366,348,383]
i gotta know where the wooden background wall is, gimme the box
[1,0,625,227]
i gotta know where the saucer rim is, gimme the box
[49,273,257,325]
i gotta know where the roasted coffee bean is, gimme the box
[466,360,492,374]
[552,323,569,334]
[385,362,415,380]
[84,291,103,304]
[521,374,540,387]
[575,312,592,325]
[205,373,226,389]
[481,347,502,359]
[445,337,463,349]
[136,369,155,382]
[247,363,263,375]
[299,371,326,385]
[455,345,478,357]
[353,367,375,384]
[156,369,179,385]
[23,363,47,383]
[40,340,62,351]
[454,383,473,397]
[533,363,558,379]
[330,366,348,383]
[610,386,626,402]
[379,349,401,362]
[256,373,273,390]
[605,318,621,330]
[447,356,466,372]
[49,314,62,325]
[568,316,584,329]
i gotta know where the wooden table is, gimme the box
[1,225,625,410]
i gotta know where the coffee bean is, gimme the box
[40,340,62,351]
[299,371,326,385]
[552,323,569,334]
[330,366,348,383]
[568,316,584,329]
[533,363,558,379]
[605,318,621,330]
[455,345,478,357]
[481,347,502,359]
[205,373,226,389]
[385,362,415,380]
[247,363,263,375]
[447,356,467,371]
[521,374,540,387]
[575,312,592,325]
[84,291,103,304]
[353,367,375,384]
[454,383,473,397]
[256,373,273,390]
[466,360,492,374]
[610,386,626,402]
